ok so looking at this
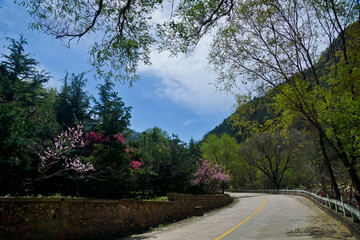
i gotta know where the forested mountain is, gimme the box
[207,22,359,143]
[206,117,235,140]
[203,20,360,197]
[206,95,274,143]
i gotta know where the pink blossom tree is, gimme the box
[191,159,230,194]
[38,121,148,197]
[125,147,143,170]
[83,130,131,180]
[38,123,94,180]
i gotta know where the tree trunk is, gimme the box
[346,166,360,201]
[311,121,360,200]
[323,134,360,200]
[319,132,341,199]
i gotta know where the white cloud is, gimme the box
[139,36,235,117]
[183,119,201,126]
[135,1,236,118]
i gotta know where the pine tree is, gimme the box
[93,77,131,136]
[55,72,90,128]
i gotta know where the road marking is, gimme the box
[214,197,266,240]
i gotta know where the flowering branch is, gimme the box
[38,123,94,179]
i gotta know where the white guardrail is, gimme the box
[244,189,360,223]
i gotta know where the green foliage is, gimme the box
[93,77,131,136]
[0,101,33,169]
[239,131,303,190]
[2,35,39,79]
[55,72,90,128]
[19,0,164,83]
[206,117,238,140]
[201,134,246,191]
[201,133,238,166]
[89,139,129,176]
[136,127,198,195]
[0,34,200,199]
[1,35,50,105]
[207,93,276,144]
[140,196,168,201]
[159,0,233,54]
[200,134,222,164]
[17,0,236,83]
[0,36,58,195]
[198,0,360,195]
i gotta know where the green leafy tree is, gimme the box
[17,0,237,83]
[1,35,50,105]
[201,133,243,190]
[228,158,258,190]
[19,0,165,83]
[239,132,301,190]
[137,127,174,194]
[93,77,131,136]
[200,134,222,164]
[55,72,90,128]
[167,134,197,193]
[188,138,202,162]
[0,36,58,195]
[220,134,239,167]
[136,127,196,195]
[76,77,133,198]
[201,134,238,167]
[0,101,33,194]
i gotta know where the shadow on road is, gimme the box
[232,195,258,199]
[287,226,352,239]
[120,236,149,240]
[230,193,266,199]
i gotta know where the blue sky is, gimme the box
[0,1,236,143]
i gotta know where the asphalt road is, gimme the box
[121,192,355,240]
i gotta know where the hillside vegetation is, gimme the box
[203,20,360,200]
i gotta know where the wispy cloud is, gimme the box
[183,119,197,126]
[135,2,236,118]
[139,36,235,117]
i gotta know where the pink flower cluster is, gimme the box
[131,160,142,170]
[85,132,125,144]
[85,131,103,143]
[191,159,230,185]
[39,123,94,173]
[115,134,125,143]
[125,147,134,158]
[65,157,95,172]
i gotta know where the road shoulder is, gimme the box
[291,194,359,240]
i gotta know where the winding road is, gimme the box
[121,193,354,240]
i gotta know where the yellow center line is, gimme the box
[214,197,266,240]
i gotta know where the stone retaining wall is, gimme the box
[0,193,232,239]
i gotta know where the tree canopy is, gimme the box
[16,0,238,83]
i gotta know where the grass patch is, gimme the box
[138,196,168,201]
